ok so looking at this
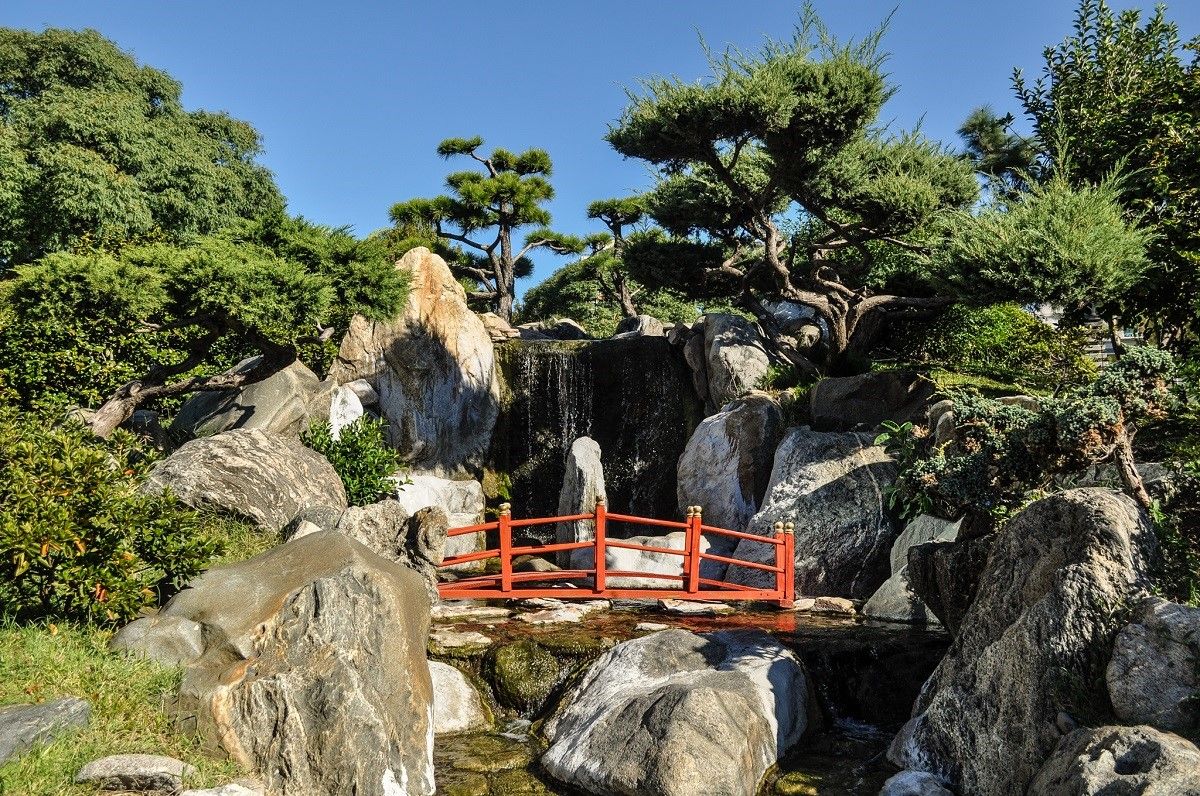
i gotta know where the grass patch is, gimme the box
[0,623,243,794]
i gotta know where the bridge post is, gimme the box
[593,496,607,593]
[499,502,513,593]
[686,506,702,595]
[781,521,796,608]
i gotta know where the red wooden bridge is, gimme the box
[437,499,796,608]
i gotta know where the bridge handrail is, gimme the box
[437,500,796,608]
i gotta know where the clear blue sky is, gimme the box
[6,1,1199,296]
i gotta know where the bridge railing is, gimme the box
[437,498,795,608]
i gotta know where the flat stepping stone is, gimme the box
[0,697,90,765]
[657,599,735,616]
[75,753,196,791]
[432,603,513,623]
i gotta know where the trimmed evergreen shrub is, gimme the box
[301,417,401,507]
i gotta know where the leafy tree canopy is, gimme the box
[607,8,982,374]
[389,137,583,321]
[0,213,406,431]
[1011,0,1200,350]
[0,27,283,265]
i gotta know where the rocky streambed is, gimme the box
[428,601,948,796]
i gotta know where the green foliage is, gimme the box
[519,253,705,337]
[0,410,226,625]
[957,105,1038,194]
[895,347,1177,523]
[1149,488,1200,606]
[0,27,282,265]
[0,623,243,793]
[1013,0,1200,348]
[937,171,1151,310]
[301,417,401,507]
[888,303,1097,392]
[874,420,932,519]
[0,217,406,415]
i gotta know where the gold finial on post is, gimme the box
[685,506,695,518]
[693,505,703,518]
[595,495,606,506]
[773,521,784,533]
[499,502,512,516]
[784,521,795,534]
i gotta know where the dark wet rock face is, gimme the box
[905,533,994,635]
[490,337,702,535]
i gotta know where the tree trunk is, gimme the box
[86,334,296,438]
[614,272,638,318]
[1114,429,1152,511]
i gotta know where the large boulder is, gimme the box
[141,428,347,532]
[863,515,961,625]
[809,371,936,432]
[140,531,434,796]
[676,392,784,543]
[725,428,899,599]
[905,534,995,635]
[571,531,710,588]
[1107,597,1200,734]
[329,247,500,472]
[703,314,771,411]
[556,437,606,567]
[542,629,808,796]
[614,314,666,338]
[171,357,336,440]
[430,661,490,735]
[293,500,448,601]
[1028,725,1200,795]
[888,489,1158,795]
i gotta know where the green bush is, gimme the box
[301,417,401,507]
[0,410,225,625]
[888,302,1097,392]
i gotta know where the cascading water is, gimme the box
[489,336,703,538]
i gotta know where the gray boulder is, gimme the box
[518,318,592,340]
[172,357,335,440]
[676,392,784,545]
[810,371,936,432]
[0,698,90,765]
[542,629,808,796]
[878,771,954,796]
[160,531,435,796]
[614,314,666,338]
[1028,725,1200,795]
[864,515,961,625]
[430,661,490,735]
[571,531,710,588]
[110,615,204,666]
[726,428,899,600]
[704,314,771,411]
[299,500,448,602]
[889,489,1157,795]
[75,754,195,792]
[1107,597,1200,734]
[393,473,486,568]
[141,428,347,532]
[556,437,607,567]
[329,247,501,471]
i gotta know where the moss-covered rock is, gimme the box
[486,640,561,714]
[450,734,533,773]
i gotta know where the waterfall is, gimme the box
[489,337,703,539]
